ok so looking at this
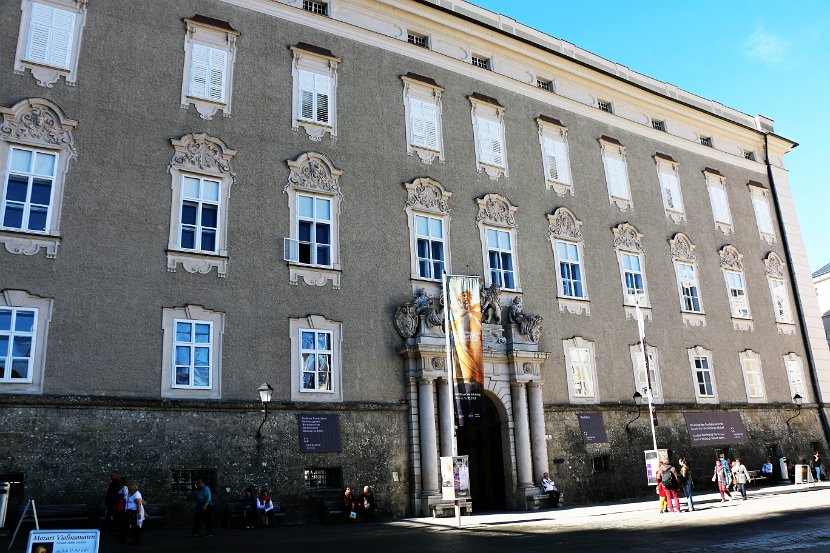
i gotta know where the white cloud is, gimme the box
[744,25,790,65]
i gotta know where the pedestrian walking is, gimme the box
[679,457,695,512]
[104,471,122,534]
[732,458,752,500]
[713,461,733,502]
[657,458,681,513]
[122,482,144,545]
[191,479,214,537]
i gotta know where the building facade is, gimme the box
[2,0,830,521]
[814,263,830,346]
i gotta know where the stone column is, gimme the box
[527,381,549,483]
[418,377,440,495]
[437,377,454,456]
[510,381,534,487]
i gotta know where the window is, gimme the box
[547,207,589,315]
[401,73,444,164]
[303,0,328,15]
[537,116,572,195]
[784,353,807,400]
[597,100,613,113]
[592,455,612,473]
[652,119,666,132]
[161,304,224,399]
[699,136,713,147]
[654,153,684,222]
[469,94,508,180]
[631,344,661,402]
[407,32,428,48]
[290,315,342,402]
[765,252,795,333]
[740,350,766,402]
[704,169,733,235]
[14,0,87,87]
[563,337,598,403]
[536,79,553,91]
[180,16,239,120]
[284,152,343,289]
[748,182,775,244]
[476,194,520,291]
[471,55,490,70]
[403,178,452,287]
[0,98,76,259]
[291,43,340,141]
[171,469,215,494]
[744,150,756,161]
[166,133,236,277]
[719,245,752,331]
[304,467,342,490]
[668,233,705,326]
[613,223,650,320]
[0,290,51,394]
[599,136,632,210]
[726,271,749,316]
[688,347,717,403]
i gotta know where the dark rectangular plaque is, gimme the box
[298,414,342,452]
[683,412,748,446]
[577,412,608,444]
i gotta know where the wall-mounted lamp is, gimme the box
[625,391,643,432]
[256,382,274,439]
[785,393,803,427]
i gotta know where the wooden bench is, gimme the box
[747,470,769,486]
[224,500,285,527]
[322,499,345,522]
[23,503,94,526]
[142,504,164,528]
[430,500,472,518]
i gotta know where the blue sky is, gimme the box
[475,1,830,272]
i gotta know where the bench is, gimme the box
[527,494,550,511]
[747,470,769,486]
[322,499,345,522]
[99,503,164,529]
[430,500,472,518]
[223,500,285,527]
[23,503,94,526]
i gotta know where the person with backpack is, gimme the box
[657,458,681,513]
[713,460,733,501]
[655,462,668,514]
[679,457,695,512]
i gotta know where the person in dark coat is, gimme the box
[361,486,376,522]
[104,471,121,533]
[343,486,356,521]
[242,488,257,529]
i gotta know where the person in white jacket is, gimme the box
[732,458,753,500]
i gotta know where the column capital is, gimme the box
[510,380,527,391]
[419,376,437,385]
[527,380,544,390]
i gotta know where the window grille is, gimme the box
[302,1,328,15]
[171,469,215,494]
[304,467,342,490]
[536,79,553,91]
[597,100,612,113]
[407,33,428,48]
[651,120,666,131]
[471,56,490,69]
[700,136,713,147]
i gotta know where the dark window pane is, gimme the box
[417,239,428,258]
[5,176,28,202]
[488,251,500,271]
[201,229,216,252]
[181,202,198,225]
[434,260,444,278]
[316,244,330,266]
[27,205,47,231]
[501,253,513,272]
[180,228,195,249]
[418,259,430,278]
[30,179,52,206]
[431,242,444,261]
[298,221,312,242]
[315,223,330,245]
[201,205,218,228]
[3,205,23,229]
[503,271,515,289]
[298,242,311,264]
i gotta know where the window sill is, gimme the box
[731,317,754,332]
[288,262,341,289]
[569,395,599,405]
[295,119,334,142]
[714,221,734,236]
[665,209,686,224]
[477,160,508,181]
[681,311,706,327]
[609,195,633,212]
[167,250,228,277]
[760,231,776,245]
[0,229,60,259]
[162,386,220,400]
[15,59,71,88]
[558,296,590,315]
[695,396,719,405]
[409,144,443,165]
[624,304,651,321]
[546,178,573,197]
[184,95,228,120]
[776,322,796,335]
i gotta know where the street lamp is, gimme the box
[625,391,643,432]
[786,393,804,427]
[256,382,274,438]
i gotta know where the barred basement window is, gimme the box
[651,119,666,132]
[471,55,490,70]
[536,79,553,91]
[171,469,215,494]
[304,467,342,490]
[592,455,612,472]
[744,150,756,161]
[407,33,428,48]
[303,0,328,15]
[597,100,613,113]
[700,136,713,147]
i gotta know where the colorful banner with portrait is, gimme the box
[446,275,483,426]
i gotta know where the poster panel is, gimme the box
[644,449,669,486]
[446,276,483,426]
[440,456,471,500]
[577,412,608,444]
[298,414,342,452]
[26,530,100,553]
[683,412,748,446]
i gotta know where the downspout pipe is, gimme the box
[764,133,830,446]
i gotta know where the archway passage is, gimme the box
[456,393,506,511]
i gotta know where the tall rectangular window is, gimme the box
[569,348,594,397]
[557,241,584,298]
[706,171,733,234]
[300,329,333,392]
[2,147,57,233]
[752,194,774,235]
[742,357,764,399]
[25,2,75,69]
[785,355,807,398]
[694,356,714,397]
[486,228,515,289]
[179,176,220,253]
[676,262,702,312]
[408,98,439,151]
[173,319,212,389]
[415,214,444,280]
[298,69,331,125]
[633,349,660,399]
[543,137,570,184]
[188,43,227,103]
[475,117,504,167]
[600,138,631,210]
[297,194,332,267]
[0,307,37,383]
[726,271,750,318]
[657,162,684,217]
[768,277,792,323]
[622,253,644,297]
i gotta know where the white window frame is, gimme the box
[739,350,767,403]
[180,17,239,120]
[784,353,807,400]
[403,178,451,290]
[284,152,343,289]
[161,304,224,399]
[537,117,572,196]
[171,318,214,390]
[704,169,733,235]
[406,31,429,48]
[469,95,508,180]
[299,328,334,394]
[0,289,51,394]
[599,136,632,211]
[401,74,444,164]
[597,99,613,113]
[0,98,76,259]
[719,244,753,331]
[688,346,718,404]
[291,44,340,141]
[748,182,776,244]
[471,54,491,70]
[13,0,87,87]
[654,154,685,223]
[290,315,342,402]
[166,133,236,278]
[476,194,520,292]
[630,344,662,404]
[668,233,705,327]
[612,223,650,320]
[547,207,589,316]
[1,146,58,236]
[764,251,796,334]
[563,337,598,404]
[302,0,329,15]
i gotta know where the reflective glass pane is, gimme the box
[486,229,498,247]
[317,332,330,351]
[34,152,56,176]
[180,228,195,250]
[499,231,511,249]
[316,198,331,220]
[195,324,210,343]
[488,251,500,271]
[9,149,32,173]
[200,229,216,252]
[193,367,210,387]
[10,359,28,380]
[181,202,198,225]
[0,309,12,331]
[501,252,513,272]
[418,259,430,278]
[194,347,209,366]
[315,223,330,245]
[417,239,428,258]
[176,322,191,342]
[298,195,314,218]
[0,358,5,378]
[175,366,190,385]
[202,179,220,202]
[27,206,48,231]
[201,205,218,228]
[6,175,28,202]
[3,205,24,228]
[175,346,190,365]
[11,336,31,357]
[30,179,51,206]
[415,216,428,236]
[298,221,312,242]
[316,244,330,266]
[0,336,8,356]
[302,371,315,390]
[431,241,444,261]
[503,270,515,289]
[429,218,443,238]
[301,331,314,350]
[15,311,35,332]
[182,176,200,199]
[433,259,444,277]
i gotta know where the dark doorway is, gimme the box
[456,394,506,511]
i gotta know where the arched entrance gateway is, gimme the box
[395,279,552,516]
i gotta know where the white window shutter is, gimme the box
[662,170,683,211]
[553,138,570,183]
[422,101,438,150]
[476,117,493,165]
[298,69,315,120]
[48,8,75,68]
[753,195,773,233]
[409,98,426,147]
[710,186,731,224]
[543,138,559,180]
[490,120,504,167]
[207,48,227,103]
[314,73,331,124]
[607,156,629,199]
[26,3,53,64]
[190,44,210,99]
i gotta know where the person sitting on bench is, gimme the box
[541,472,560,507]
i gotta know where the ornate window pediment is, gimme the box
[764,251,786,278]
[404,178,452,290]
[668,232,695,262]
[669,233,705,326]
[612,222,643,253]
[476,194,519,292]
[476,193,516,228]
[547,207,582,241]
[719,244,743,271]
[548,208,589,315]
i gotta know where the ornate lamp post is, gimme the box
[256,382,274,439]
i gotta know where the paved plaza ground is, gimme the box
[3,482,830,552]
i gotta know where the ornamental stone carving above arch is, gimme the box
[764,251,786,278]
[719,244,743,271]
[169,133,237,181]
[476,193,517,228]
[404,178,451,214]
[611,222,643,252]
[0,98,77,157]
[668,233,696,262]
[547,207,582,240]
[285,152,343,198]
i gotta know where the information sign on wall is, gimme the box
[577,412,608,444]
[683,412,748,445]
[298,414,342,452]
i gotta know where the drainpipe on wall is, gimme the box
[764,132,830,446]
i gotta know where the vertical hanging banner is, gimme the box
[446,275,484,426]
